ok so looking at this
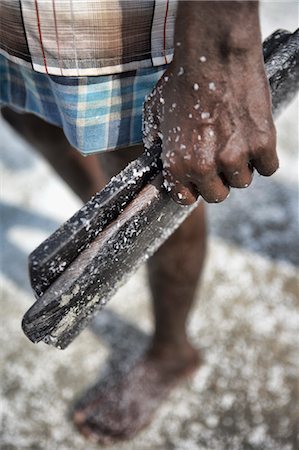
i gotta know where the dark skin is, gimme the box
[2,0,278,444]
[144,1,278,205]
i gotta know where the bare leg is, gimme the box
[73,146,207,443]
[1,108,105,202]
[3,111,207,442]
[148,201,206,363]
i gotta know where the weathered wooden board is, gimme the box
[29,144,162,298]
[22,29,299,349]
[23,176,195,348]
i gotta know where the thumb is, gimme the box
[143,90,160,150]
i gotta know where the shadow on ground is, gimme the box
[208,175,298,266]
[0,201,60,291]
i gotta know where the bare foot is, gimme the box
[72,344,200,444]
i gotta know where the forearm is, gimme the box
[173,1,262,75]
[169,0,271,126]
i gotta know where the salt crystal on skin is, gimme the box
[200,56,207,62]
[178,66,184,76]
[163,179,172,192]
[188,113,193,119]
[209,82,216,91]
[201,112,210,119]
[160,97,165,104]
[193,83,199,91]
[194,104,200,110]
[176,41,181,47]
[172,103,177,109]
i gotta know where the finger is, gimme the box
[252,150,279,176]
[143,94,160,148]
[194,175,230,203]
[222,162,254,188]
[251,130,279,176]
[163,170,199,205]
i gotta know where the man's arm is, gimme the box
[144,1,278,204]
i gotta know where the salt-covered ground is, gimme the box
[0,3,298,449]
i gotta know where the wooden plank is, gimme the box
[29,144,162,297]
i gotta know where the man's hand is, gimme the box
[143,1,278,205]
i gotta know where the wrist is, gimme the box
[173,1,261,69]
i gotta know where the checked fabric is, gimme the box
[0,1,177,153]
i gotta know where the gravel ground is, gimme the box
[0,3,298,450]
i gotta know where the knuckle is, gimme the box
[256,128,277,154]
[195,162,215,179]
[219,152,242,171]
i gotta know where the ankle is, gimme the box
[148,336,197,363]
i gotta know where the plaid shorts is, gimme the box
[0,55,167,154]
